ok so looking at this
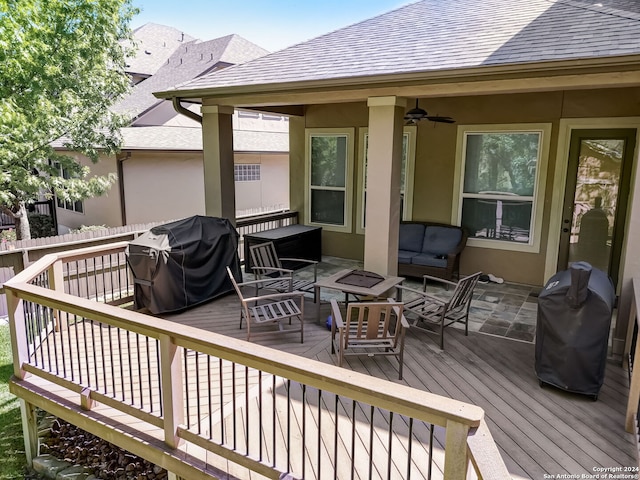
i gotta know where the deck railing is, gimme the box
[0,211,299,318]
[625,278,640,465]
[5,242,509,480]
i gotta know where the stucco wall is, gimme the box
[293,87,640,286]
[122,151,206,224]
[235,153,289,214]
[56,154,123,230]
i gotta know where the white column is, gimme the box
[364,96,406,275]
[201,105,236,224]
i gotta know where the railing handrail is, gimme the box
[6,274,483,429]
[236,210,298,229]
[5,239,511,479]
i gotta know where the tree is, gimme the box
[0,0,137,239]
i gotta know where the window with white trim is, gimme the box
[453,124,550,252]
[305,128,354,232]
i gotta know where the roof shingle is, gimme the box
[165,0,640,94]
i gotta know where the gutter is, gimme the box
[116,152,131,226]
[172,97,202,124]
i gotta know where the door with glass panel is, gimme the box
[558,129,636,287]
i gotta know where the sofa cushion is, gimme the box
[411,253,448,268]
[422,226,462,255]
[398,250,418,264]
[399,223,426,252]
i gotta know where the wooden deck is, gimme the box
[10,289,637,480]
[161,293,638,480]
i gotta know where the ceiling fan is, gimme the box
[404,99,455,124]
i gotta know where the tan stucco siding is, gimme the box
[294,87,640,285]
[122,152,206,224]
[55,154,123,230]
[235,153,289,213]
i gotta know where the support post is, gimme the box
[159,334,184,449]
[20,399,39,465]
[201,104,236,224]
[444,420,470,480]
[6,288,28,379]
[364,96,406,275]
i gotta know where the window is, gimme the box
[305,128,354,232]
[453,124,551,252]
[234,164,261,182]
[357,126,416,233]
[54,163,84,213]
[57,197,84,213]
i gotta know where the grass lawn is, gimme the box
[0,323,27,479]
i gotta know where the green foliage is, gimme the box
[0,0,138,238]
[464,133,539,196]
[0,324,27,479]
[69,224,108,233]
[27,212,55,238]
[0,229,16,243]
[310,136,347,187]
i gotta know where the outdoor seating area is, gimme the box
[3,239,635,480]
[163,269,635,479]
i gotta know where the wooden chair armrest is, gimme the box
[422,274,457,290]
[252,266,294,275]
[396,284,430,297]
[244,290,305,304]
[330,299,345,329]
[279,258,318,266]
[279,258,318,280]
[396,285,447,306]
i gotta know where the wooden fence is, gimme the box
[0,212,299,319]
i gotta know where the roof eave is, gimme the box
[153,54,640,103]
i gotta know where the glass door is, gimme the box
[558,129,636,287]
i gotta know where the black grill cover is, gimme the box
[535,262,615,397]
[126,216,242,314]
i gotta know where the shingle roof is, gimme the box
[165,0,640,94]
[121,126,288,152]
[115,34,269,119]
[121,126,202,150]
[124,23,196,76]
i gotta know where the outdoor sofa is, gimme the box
[398,221,467,281]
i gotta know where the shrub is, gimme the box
[69,224,108,234]
[0,228,16,243]
[28,212,56,238]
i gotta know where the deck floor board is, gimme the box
[15,293,637,479]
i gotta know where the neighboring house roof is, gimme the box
[121,126,288,153]
[115,34,269,120]
[157,0,640,96]
[124,23,196,77]
[121,126,202,151]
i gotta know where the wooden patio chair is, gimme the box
[396,272,481,350]
[330,298,409,379]
[227,267,304,343]
[249,241,318,300]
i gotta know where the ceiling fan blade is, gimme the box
[426,116,455,124]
